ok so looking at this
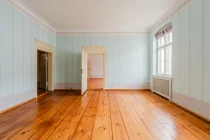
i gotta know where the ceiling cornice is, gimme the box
[150,0,190,32]
[5,0,56,33]
[5,0,190,35]
[56,32,150,36]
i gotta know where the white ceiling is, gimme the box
[10,0,187,33]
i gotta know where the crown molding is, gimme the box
[3,0,190,35]
[56,32,150,36]
[150,0,190,32]
[5,0,56,33]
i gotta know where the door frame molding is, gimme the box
[82,46,107,90]
[35,40,54,97]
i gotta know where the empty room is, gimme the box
[0,0,210,139]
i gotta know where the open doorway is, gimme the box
[37,51,48,96]
[87,54,104,90]
[35,40,54,97]
[81,46,106,95]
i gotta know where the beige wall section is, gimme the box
[83,46,106,89]
[35,40,55,93]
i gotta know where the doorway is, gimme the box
[81,46,106,95]
[37,51,48,96]
[35,40,54,97]
[87,54,104,90]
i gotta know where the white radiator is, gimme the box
[152,75,172,100]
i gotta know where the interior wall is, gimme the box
[55,35,150,89]
[150,0,210,119]
[0,2,56,111]
[88,54,103,78]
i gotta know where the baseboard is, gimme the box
[87,88,103,91]
[37,91,51,98]
[82,90,87,95]
[54,89,81,91]
[105,89,150,91]
[54,83,81,89]
[0,90,52,115]
[171,101,210,123]
[172,92,210,122]
[0,97,36,115]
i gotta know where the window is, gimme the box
[156,23,172,76]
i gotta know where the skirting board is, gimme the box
[105,89,150,91]
[172,101,210,122]
[87,88,103,91]
[0,91,51,115]
[0,97,36,115]
[55,89,150,91]
[54,89,81,91]
[172,92,210,122]
[37,91,51,98]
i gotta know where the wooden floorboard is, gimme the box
[88,78,104,90]
[0,90,209,140]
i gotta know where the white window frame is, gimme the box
[156,32,172,76]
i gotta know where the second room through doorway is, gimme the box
[87,54,104,90]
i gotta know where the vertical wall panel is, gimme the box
[67,36,73,83]
[139,36,150,84]
[23,16,32,91]
[72,36,79,83]
[62,36,68,83]
[55,36,62,83]
[43,28,48,43]
[105,36,114,88]
[39,25,44,42]
[1,4,13,96]
[190,0,203,100]
[31,22,39,88]
[0,3,2,97]
[172,13,180,93]
[203,0,210,103]
[114,36,122,85]
[13,9,24,94]
[179,5,190,96]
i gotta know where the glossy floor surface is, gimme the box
[88,78,104,89]
[0,90,210,140]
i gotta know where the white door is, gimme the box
[81,48,87,94]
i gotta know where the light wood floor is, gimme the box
[88,78,104,89]
[0,90,210,140]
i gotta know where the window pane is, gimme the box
[160,48,165,74]
[170,32,172,42]
[165,32,172,44]
[156,31,172,76]
[160,36,165,46]
[158,38,161,47]
[166,33,169,44]
[165,45,172,75]
[158,50,161,73]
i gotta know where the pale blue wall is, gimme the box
[172,0,210,103]
[0,2,56,111]
[150,0,210,117]
[55,35,150,89]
